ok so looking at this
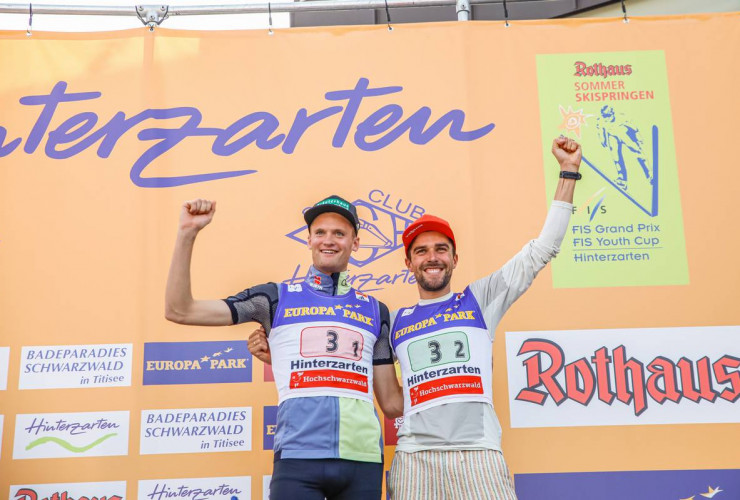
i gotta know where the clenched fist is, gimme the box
[552,136,582,173]
[179,199,216,232]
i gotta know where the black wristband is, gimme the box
[559,170,582,180]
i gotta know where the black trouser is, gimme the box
[270,458,383,500]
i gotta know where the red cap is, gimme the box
[402,215,456,254]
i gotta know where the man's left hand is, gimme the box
[552,136,582,172]
[248,326,271,365]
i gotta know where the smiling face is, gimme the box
[405,231,458,299]
[307,212,359,274]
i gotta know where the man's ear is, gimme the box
[452,253,459,269]
[351,235,360,252]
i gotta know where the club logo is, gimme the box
[287,191,423,268]
[284,190,425,292]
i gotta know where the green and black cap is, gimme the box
[304,195,360,232]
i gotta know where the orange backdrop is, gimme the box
[1,12,739,499]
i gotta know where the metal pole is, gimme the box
[170,0,454,16]
[0,3,136,16]
[456,0,470,20]
[0,0,520,17]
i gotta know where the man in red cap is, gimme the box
[387,136,582,499]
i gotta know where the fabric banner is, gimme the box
[1,12,739,499]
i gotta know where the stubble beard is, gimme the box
[416,265,453,293]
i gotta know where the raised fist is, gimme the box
[551,136,582,172]
[179,199,216,232]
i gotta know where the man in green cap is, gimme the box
[165,194,403,500]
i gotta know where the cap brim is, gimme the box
[403,221,456,252]
[304,205,358,231]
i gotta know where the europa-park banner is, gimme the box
[1,12,739,500]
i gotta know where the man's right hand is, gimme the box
[165,198,232,327]
[180,199,216,232]
[249,326,272,365]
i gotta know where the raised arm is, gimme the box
[469,137,580,323]
[552,136,582,204]
[165,199,232,326]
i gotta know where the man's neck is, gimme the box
[418,290,454,306]
[418,285,452,301]
[306,265,350,296]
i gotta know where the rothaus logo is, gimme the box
[0,78,494,188]
[10,481,126,500]
[573,61,633,78]
[515,339,740,417]
[12,490,122,500]
[285,189,425,292]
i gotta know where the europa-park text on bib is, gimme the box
[391,288,493,416]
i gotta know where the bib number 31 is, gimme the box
[301,326,365,361]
